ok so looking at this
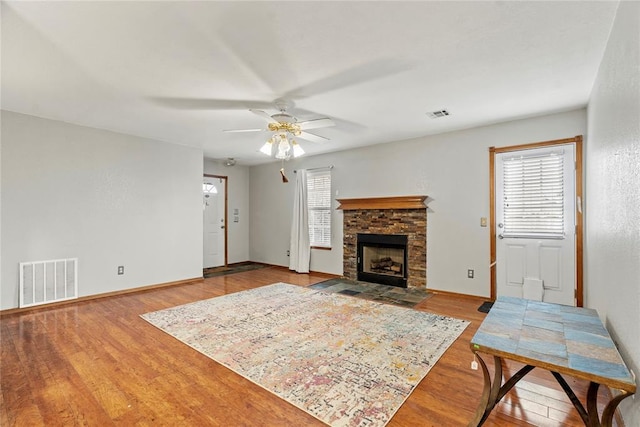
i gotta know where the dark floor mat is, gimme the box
[478,301,494,313]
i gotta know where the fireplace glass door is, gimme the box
[362,246,404,277]
[357,233,408,287]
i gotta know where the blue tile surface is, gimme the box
[518,339,567,359]
[471,330,518,354]
[565,329,614,348]
[569,354,633,381]
[470,297,636,392]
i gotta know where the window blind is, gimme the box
[307,169,332,247]
[502,152,565,238]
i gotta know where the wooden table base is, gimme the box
[468,354,634,427]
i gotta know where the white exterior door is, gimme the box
[495,144,576,306]
[203,177,225,268]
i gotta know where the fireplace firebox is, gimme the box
[357,233,408,288]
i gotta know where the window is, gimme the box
[307,169,331,248]
[502,151,565,238]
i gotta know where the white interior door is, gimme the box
[203,177,225,268]
[496,144,576,306]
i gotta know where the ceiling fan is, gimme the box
[223,100,335,144]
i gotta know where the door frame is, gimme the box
[204,174,229,267]
[489,135,583,306]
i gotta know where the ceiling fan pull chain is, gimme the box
[280,160,289,183]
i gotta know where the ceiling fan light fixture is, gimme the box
[275,134,291,160]
[236,104,332,161]
[260,140,273,156]
[292,140,305,157]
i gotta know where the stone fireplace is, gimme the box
[338,196,427,289]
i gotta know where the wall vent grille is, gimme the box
[20,258,78,308]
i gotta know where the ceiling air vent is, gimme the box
[427,109,450,119]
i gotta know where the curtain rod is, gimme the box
[294,165,334,173]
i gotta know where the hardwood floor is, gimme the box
[1,267,617,426]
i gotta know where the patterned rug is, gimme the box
[309,278,432,308]
[141,283,469,427]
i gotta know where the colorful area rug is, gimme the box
[309,278,432,308]
[141,283,469,427]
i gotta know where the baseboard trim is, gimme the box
[0,276,202,317]
[247,262,340,279]
[308,270,340,279]
[2,262,339,316]
[428,288,490,302]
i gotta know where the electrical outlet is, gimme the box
[467,269,474,279]
[117,266,124,275]
[286,250,290,257]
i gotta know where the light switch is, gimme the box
[480,217,487,227]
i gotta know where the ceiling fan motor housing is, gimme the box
[268,121,302,136]
[271,112,296,123]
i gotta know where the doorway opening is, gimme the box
[203,174,228,270]
[489,136,583,306]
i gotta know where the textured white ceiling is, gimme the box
[1,1,618,165]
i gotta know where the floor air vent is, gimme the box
[20,258,78,308]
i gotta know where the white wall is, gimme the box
[249,109,586,297]
[203,159,250,264]
[1,111,203,310]
[586,1,639,423]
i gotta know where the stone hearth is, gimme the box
[338,196,427,289]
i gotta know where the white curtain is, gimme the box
[289,169,310,273]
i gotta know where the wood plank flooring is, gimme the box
[1,267,618,426]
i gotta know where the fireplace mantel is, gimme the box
[337,195,427,210]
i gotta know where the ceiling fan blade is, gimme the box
[282,58,414,100]
[215,4,296,96]
[149,97,273,110]
[298,131,330,144]
[223,128,263,133]
[250,109,278,123]
[297,118,335,130]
